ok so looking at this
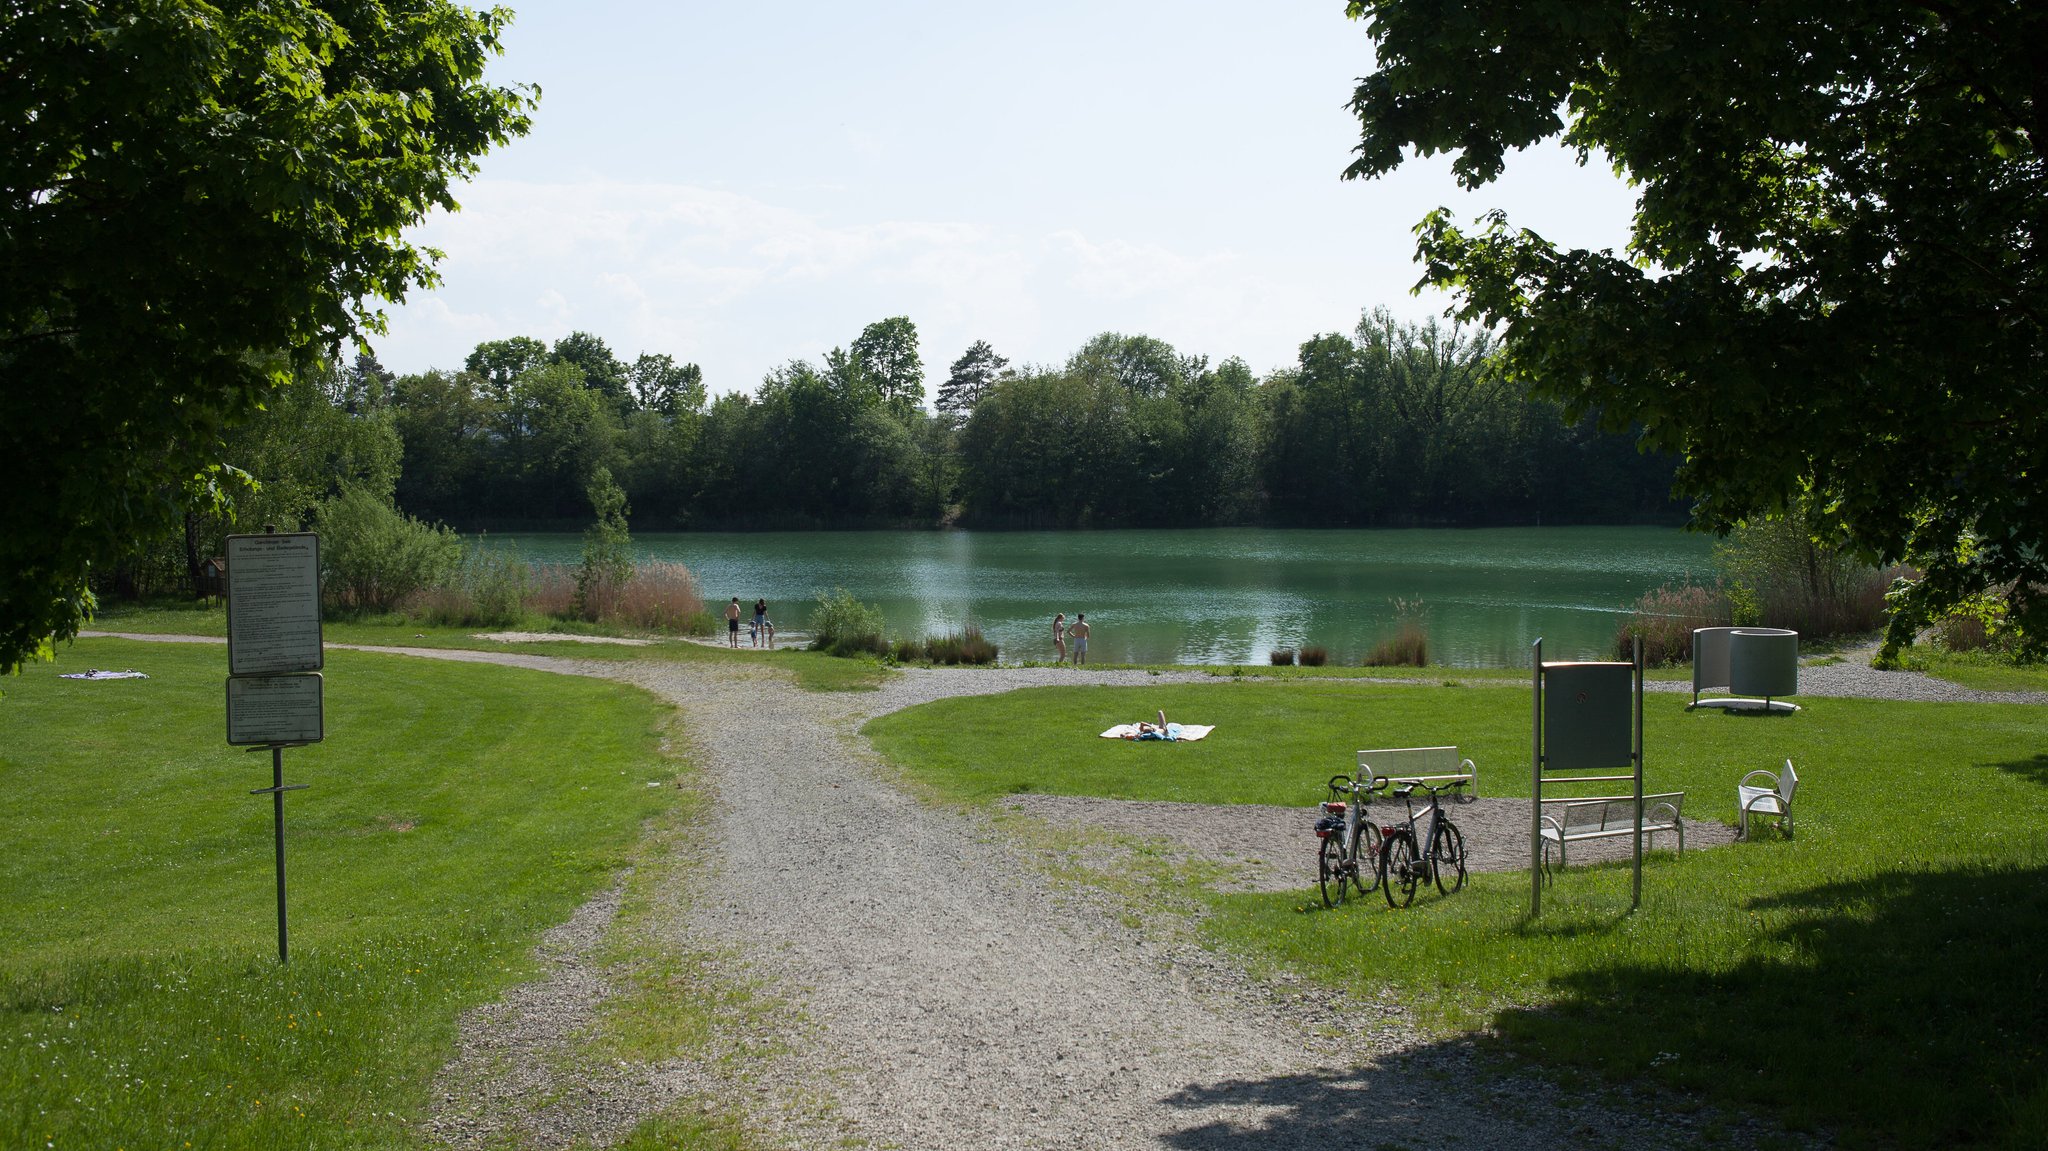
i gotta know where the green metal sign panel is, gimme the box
[1542,661,1633,770]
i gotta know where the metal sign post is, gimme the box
[224,529,325,965]
[1529,635,1646,917]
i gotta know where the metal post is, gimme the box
[273,744,288,964]
[1530,637,1543,917]
[1631,632,1644,911]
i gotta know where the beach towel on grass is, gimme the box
[1099,723,1214,741]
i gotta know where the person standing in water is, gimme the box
[1069,613,1090,666]
[1052,612,1067,663]
[725,597,741,647]
[752,598,768,648]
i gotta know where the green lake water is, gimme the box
[485,526,1716,668]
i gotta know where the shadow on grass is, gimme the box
[1489,863,2048,1148]
[1150,866,2046,1149]
[1994,753,2048,787]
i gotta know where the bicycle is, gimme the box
[1381,778,1468,908]
[1315,773,1386,907]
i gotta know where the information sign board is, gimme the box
[226,533,323,675]
[227,673,325,746]
[1542,661,1635,770]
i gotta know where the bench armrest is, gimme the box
[1739,769,1780,789]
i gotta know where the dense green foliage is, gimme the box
[1342,1,2048,654]
[868,681,2048,1146]
[369,311,1676,535]
[314,485,462,613]
[574,467,635,620]
[808,588,889,657]
[0,0,533,672]
[0,638,678,1148]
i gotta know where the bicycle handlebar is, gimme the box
[1328,773,1388,797]
[1392,778,1467,798]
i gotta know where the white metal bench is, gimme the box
[1737,759,1798,839]
[1357,746,1477,797]
[1538,792,1686,876]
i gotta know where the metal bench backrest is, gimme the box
[1543,792,1684,831]
[1357,746,1460,784]
[1779,759,1798,804]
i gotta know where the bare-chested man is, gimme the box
[1069,612,1090,665]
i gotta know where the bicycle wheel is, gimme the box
[1318,834,1349,907]
[1351,823,1383,895]
[1432,820,1467,894]
[1383,833,1420,908]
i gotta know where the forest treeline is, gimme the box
[113,308,1682,594]
[383,308,1678,532]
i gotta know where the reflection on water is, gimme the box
[481,527,1714,668]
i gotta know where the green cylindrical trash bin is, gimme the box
[1729,628,1798,698]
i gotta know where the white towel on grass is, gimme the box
[1098,723,1214,741]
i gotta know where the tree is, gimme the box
[850,316,925,416]
[627,354,705,414]
[465,337,550,399]
[551,330,629,405]
[574,467,633,621]
[1342,1,2048,654]
[936,339,1009,425]
[0,0,533,672]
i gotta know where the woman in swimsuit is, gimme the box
[1052,612,1066,663]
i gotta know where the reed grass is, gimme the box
[1613,580,1731,665]
[1362,624,1427,667]
[1269,648,1296,666]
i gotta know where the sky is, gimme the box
[376,1,1641,395]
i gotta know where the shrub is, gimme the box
[1269,648,1296,666]
[1714,510,1894,639]
[1299,645,1329,667]
[809,588,888,657]
[1613,580,1731,665]
[315,486,461,613]
[892,637,922,663]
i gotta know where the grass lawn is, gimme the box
[866,679,2048,1148]
[0,638,686,1150]
[1897,647,2048,693]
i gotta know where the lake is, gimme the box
[482,527,1716,668]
